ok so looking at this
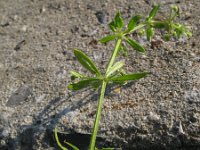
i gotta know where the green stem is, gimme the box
[89,81,107,150]
[105,38,122,74]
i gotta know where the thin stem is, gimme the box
[106,38,122,74]
[128,24,146,34]
[89,81,107,150]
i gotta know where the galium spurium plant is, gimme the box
[54,5,191,150]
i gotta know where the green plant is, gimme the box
[55,4,191,150]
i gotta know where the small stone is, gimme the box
[40,6,46,13]
[148,112,160,122]
[95,10,106,24]
[21,25,28,32]
[184,89,200,103]
[36,94,46,103]
[14,40,26,51]
[6,85,32,107]
[178,121,185,134]
[23,116,33,124]
[0,139,6,146]
[1,128,10,137]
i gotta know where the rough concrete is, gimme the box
[0,0,200,149]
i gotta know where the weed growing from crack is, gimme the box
[55,4,191,150]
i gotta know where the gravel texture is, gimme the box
[0,0,200,149]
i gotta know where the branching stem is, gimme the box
[106,39,122,74]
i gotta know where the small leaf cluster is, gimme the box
[68,49,148,91]
[147,5,192,41]
[100,11,145,54]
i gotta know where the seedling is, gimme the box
[55,5,191,150]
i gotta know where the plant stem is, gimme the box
[89,81,107,150]
[105,38,122,74]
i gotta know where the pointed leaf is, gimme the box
[100,35,116,43]
[70,70,86,78]
[68,78,100,91]
[106,61,124,77]
[126,15,141,33]
[74,49,101,76]
[114,12,124,28]
[171,5,180,17]
[54,128,68,150]
[152,21,167,29]
[110,72,149,82]
[109,21,117,32]
[149,5,160,19]
[64,141,79,150]
[146,27,154,41]
[125,38,145,53]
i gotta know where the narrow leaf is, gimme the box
[110,72,149,82]
[146,27,154,41]
[171,5,180,17]
[114,12,124,28]
[100,35,116,43]
[54,128,68,150]
[125,38,145,53]
[149,5,160,19]
[126,15,141,33]
[106,61,124,77]
[109,21,117,32]
[64,141,79,150]
[74,49,101,76]
[152,21,167,29]
[70,70,85,78]
[68,78,100,91]
[101,148,115,150]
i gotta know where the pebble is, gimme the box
[148,112,160,122]
[6,85,32,107]
[21,25,28,32]
[178,121,185,134]
[95,10,106,24]
[184,89,200,103]
[14,40,26,51]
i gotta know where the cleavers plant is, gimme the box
[55,5,191,150]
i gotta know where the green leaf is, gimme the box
[68,78,100,91]
[126,15,141,33]
[106,61,124,77]
[101,148,115,150]
[146,27,154,41]
[70,71,86,78]
[173,24,192,38]
[149,5,160,19]
[109,21,117,32]
[100,35,116,43]
[64,141,79,150]
[110,72,149,82]
[114,12,124,28]
[74,49,101,76]
[54,128,68,150]
[164,34,171,41]
[171,5,180,17]
[125,38,145,53]
[152,21,167,29]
